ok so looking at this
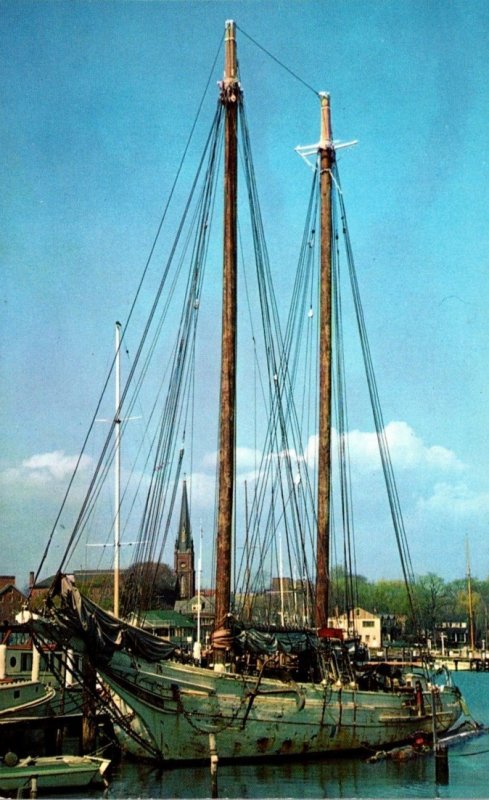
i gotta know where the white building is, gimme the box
[329,607,382,649]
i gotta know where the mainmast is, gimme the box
[214,20,241,638]
[315,93,334,629]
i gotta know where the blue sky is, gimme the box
[1,0,488,591]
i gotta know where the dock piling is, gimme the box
[435,744,449,785]
[209,732,219,798]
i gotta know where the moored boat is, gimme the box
[0,625,82,717]
[0,679,56,720]
[30,19,466,763]
[0,753,110,793]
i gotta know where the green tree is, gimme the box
[367,580,410,617]
[121,561,176,615]
[415,573,453,643]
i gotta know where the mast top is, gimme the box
[296,92,357,169]
[319,92,332,150]
[223,20,238,88]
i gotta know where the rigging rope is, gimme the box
[121,105,224,607]
[333,164,419,624]
[38,26,421,643]
[49,102,224,595]
[236,24,319,97]
[232,100,324,623]
[331,188,359,618]
[36,37,225,591]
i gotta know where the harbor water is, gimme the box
[56,671,489,798]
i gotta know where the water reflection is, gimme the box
[108,752,445,799]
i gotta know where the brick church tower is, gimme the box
[174,480,195,600]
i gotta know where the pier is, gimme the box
[0,712,114,758]
[431,655,489,671]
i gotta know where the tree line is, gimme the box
[331,568,489,645]
[56,561,489,647]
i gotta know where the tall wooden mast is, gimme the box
[214,20,240,635]
[315,92,334,629]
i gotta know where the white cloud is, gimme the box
[341,421,464,474]
[0,450,93,487]
[197,422,463,486]
[201,450,218,470]
[417,482,489,517]
[273,422,463,477]
[303,434,319,467]
[185,471,216,510]
[201,446,262,473]
[236,447,263,471]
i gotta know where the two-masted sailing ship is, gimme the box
[30,21,464,762]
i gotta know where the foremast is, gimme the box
[316,93,334,629]
[214,20,241,648]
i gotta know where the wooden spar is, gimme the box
[315,93,334,629]
[214,20,240,640]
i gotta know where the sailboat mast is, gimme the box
[114,320,122,618]
[214,20,240,634]
[315,93,334,629]
[466,537,475,652]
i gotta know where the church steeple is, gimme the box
[174,480,195,599]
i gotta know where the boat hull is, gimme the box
[101,655,463,762]
[0,680,56,719]
[0,755,110,792]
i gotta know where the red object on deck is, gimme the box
[318,627,344,640]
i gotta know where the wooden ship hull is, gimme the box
[101,655,463,762]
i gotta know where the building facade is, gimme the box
[328,606,382,649]
[0,577,27,625]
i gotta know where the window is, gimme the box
[362,620,375,628]
[21,653,32,671]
